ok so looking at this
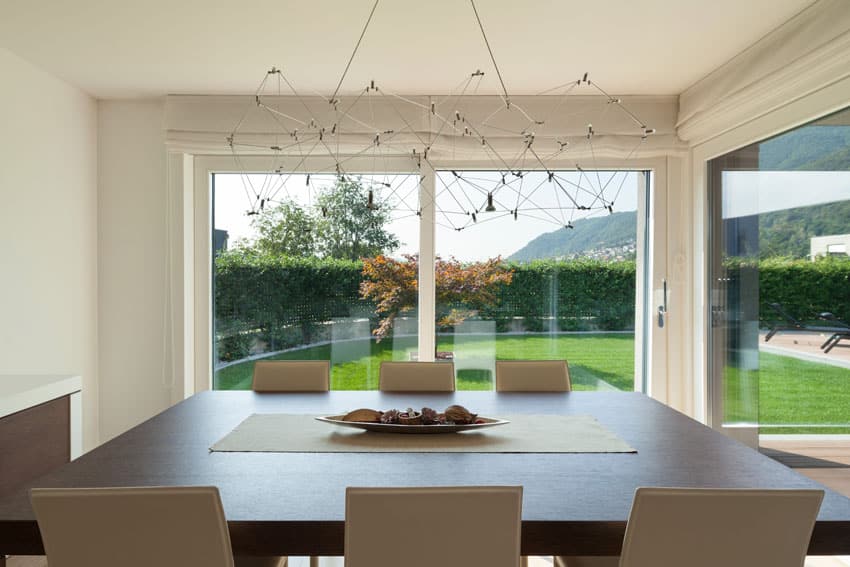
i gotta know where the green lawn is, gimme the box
[725,352,850,433]
[217,334,850,433]
[215,333,635,391]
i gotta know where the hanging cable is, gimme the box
[470,0,510,108]
[330,0,380,104]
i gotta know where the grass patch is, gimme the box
[217,335,850,432]
[725,352,850,433]
[214,333,636,392]
[218,335,850,433]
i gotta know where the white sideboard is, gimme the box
[0,375,82,497]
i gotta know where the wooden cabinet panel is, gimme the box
[0,396,70,498]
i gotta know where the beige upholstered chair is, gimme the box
[31,486,238,567]
[557,487,824,567]
[252,360,330,392]
[345,486,522,567]
[495,360,571,392]
[251,360,325,567]
[495,360,571,567]
[378,361,455,392]
[620,487,823,567]
[31,486,285,567]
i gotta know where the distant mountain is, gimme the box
[508,121,850,263]
[508,199,850,262]
[508,211,637,262]
[760,125,850,171]
[755,123,850,258]
[759,200,850,258]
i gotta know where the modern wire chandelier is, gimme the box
[227,0,654,232]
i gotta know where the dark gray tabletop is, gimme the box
[1,390,849,556]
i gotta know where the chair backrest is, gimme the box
[252,360,330,392]
[30,486,235,567]
[495,360,571,392]
[619,487,824,567]
[769,302,803,326]
[345,486,522,567]
[379,361,455,392]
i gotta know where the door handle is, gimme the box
[657,279,667,328]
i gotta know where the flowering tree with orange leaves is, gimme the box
[360,254,513,341]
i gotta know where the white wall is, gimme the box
[98,99,177,442]
[0,48,99,449]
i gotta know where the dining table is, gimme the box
[1,390,850,558]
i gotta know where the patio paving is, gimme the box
[757,331,850,565]
[761,331,850,369]
[761,436,850,567]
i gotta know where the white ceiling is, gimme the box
[1,0,815,99]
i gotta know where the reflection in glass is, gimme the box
[435,170,645,392]
[212,172,419,390]
[709,106,850,433]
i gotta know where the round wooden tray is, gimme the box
[315,415,509,434]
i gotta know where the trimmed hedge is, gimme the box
[215,255,850,361]
[727,257,850,324]
[215,255,638,359]
[479,260,636,331]
[215,254,366,356]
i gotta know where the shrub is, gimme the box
[483,259,637,331]
[360,255,514,341]
[725,256,850,324]
[215,255,640,362]
[217,332,253,362]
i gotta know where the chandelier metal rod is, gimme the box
[470,0,511,109]
[330,0,380,104]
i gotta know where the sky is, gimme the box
[722,171,850,219]
[214,171,641,262]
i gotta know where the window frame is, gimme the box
[191,154,667,394]
[691,74,850,440]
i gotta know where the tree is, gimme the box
[360,254,514,341]
[250,199,316,257]
[315,178,400,260]
[238,178,400,261]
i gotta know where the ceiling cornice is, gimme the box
[164,93,685,159]
[677,0,850,145]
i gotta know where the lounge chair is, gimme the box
[819,312,850,353]
[763,303,850,343]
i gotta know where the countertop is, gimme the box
[0,375,82,419]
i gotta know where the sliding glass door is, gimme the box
[433,170,649,391]
[212,172,420,390]
[709,106,850,434]
[211,167,651,392]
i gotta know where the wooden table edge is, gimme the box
[3,519,850,556]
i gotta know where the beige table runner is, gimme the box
[210,413,636,453]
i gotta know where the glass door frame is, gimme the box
[429,166,654,393]
[192,154,665,394]
[692,83,850,442]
